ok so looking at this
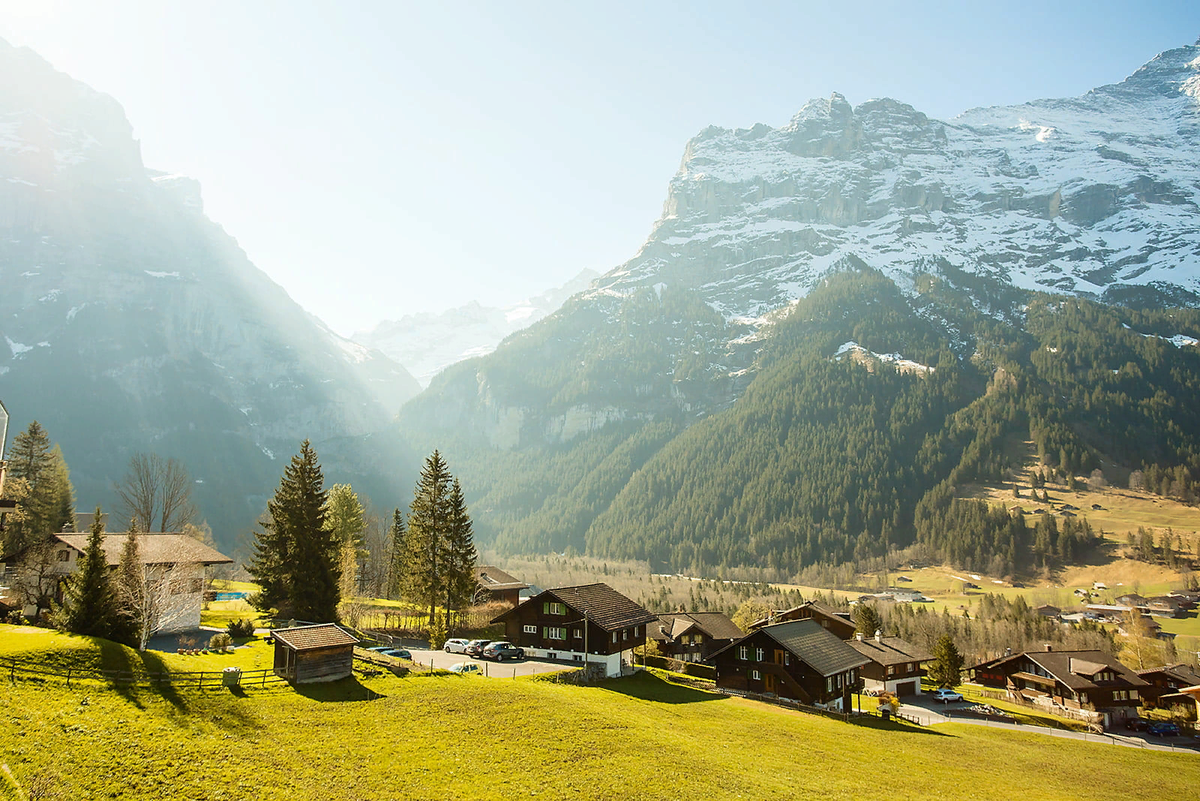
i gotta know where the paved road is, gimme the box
[405,646,573,678]
[897,697,1199,753]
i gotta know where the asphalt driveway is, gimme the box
[405,646,576,678]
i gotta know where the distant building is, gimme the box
[846,632,933,697]
[649,611,744,663]
[474,565,528,608]
[751,601,856,639]
[1137,663,1200,710]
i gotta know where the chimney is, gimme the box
[874,629,883,643]
[1044,643,1053,652]
[855,632,864,642]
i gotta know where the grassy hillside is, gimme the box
[2,628,1198,800]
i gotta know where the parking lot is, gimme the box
[405,646,576,678]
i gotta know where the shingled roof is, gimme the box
[494,583,656,631]
[272,624,358,651]
[52,534,233,566]
[475,565,528,591]
[847,635,933,667]
[651,612,744,642]
[755,620,869,677]
[983,649,1149,692]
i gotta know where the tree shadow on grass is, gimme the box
[598,672,727,705]
[292,676,388,702]
[847,715,951,737]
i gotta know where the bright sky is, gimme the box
[2,2,1198,335]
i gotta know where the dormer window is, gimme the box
[57,550,69,562]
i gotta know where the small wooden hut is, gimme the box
[272,624,358,684]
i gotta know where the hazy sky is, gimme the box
[2,2,1199,335]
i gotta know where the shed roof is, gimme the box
[846,636,933,667]
[754,620,869,677]
[52,533,233,566]
[272,624,358,651]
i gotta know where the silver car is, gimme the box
[444,638,470,654]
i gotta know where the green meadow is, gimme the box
[2,626,1198,800]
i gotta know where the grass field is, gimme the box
[2,627,1199,800]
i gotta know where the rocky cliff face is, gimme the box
[0,39,420,546]
[405,39,1200,451]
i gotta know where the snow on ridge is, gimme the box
[834,340,934,374]
[336,337,371,364]
[6,337,32,358]
[144,270,180,279]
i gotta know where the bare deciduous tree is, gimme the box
[11,539,63,612]
[116,559,198,651]
[115,453,197,533]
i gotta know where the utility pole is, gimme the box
[0,400,13,531]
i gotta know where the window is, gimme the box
[751,670,761,681]
[826,677,833,693]
[572,628,582,639]
[544,627,565,640]
[57,550,69,562]
[755,647,764,662]
[886,665,895,676]
[190,578,204,593]
[737,646,748,661]
[622,629,628,641]
[542,601,566,616]
[784,653,790,666]
[612,632,618,643]
[1130,690,1138,699]
[523,625,537,634]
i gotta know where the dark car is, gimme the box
[465,639,492,658]
[1148,722,1181,737]
[379,648,412,660]
[482,641,525,661]
[1126,717,1151,732]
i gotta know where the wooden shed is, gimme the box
[272,624,358,684]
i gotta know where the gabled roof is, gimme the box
[52,534,233,566]
[751,601,853,631]
[847,636,933,667]
[980,649,1149,691]
[492,583,657,631]
[714,620,869,677]
[650,612,744,643]
[1137,663,1200,684]
[475,565,528,591]
[272,624,358,651]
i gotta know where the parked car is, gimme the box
[365,645,394,652]
[933,689,964,703]
[1126,717,1151,732]
[1148,722,1181,737]
[465,640,492,658]
[380,648,412,660]
[449,662,481,674]
[444,638,470,654]
[482,641,525,661]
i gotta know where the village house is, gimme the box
[272,623,358,684]
[751,600,856,640]
[970,646,1150,726]
[1,532,232,631]
[473,565,528,608]
[846,631,932,697]
[648,611,744,663]
[710,620,868,711]
[1136,663,1200,711]
[491,583,657,678]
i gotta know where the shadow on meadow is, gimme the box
[598,672,727,705]
[293,676,388,702]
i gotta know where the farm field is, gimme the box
[2,627,1199,800]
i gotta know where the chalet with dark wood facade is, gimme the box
[491,583,657,677]
[272,624,358,684]
[1136,663,1200,709]
[750,601,856,640]
[970,647,1149,726]
[846,632,932,697]
[474,565,528,608]
[648,612,744,663]
[711,620,868,711]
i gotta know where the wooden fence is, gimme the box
[1,658,288,690]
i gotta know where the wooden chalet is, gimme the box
[846,631,932,697]
[474,565,528,608]
[272,624,358,684]
[711,620,868,711]
[750,601,856,640]
[648,611,744,663]
[1136,663,1200,709]
[491,583,657,677]
[970,646,1149,726]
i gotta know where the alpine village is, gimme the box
[4,17,1200,801]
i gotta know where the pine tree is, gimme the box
[402,451,453,627]
[249,440,340,622]
[113,516,144,648]
[54,506,119,639]
[853,603,882,637]
[929,633,964,688]
[325,484,366,601]
[384,508,406,600]
[2,421,70,553]
[442,478,478,627]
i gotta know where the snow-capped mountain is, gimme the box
[591,38,1200,328]
[0,38,420,546]
[354,269,598,387]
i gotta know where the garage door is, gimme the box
[895,681,917,697]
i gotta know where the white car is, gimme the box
[933,688,964,703]
[449,662,481,674]
[444,638,470,654]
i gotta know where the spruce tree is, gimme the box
[403,451,452,627]
[443,478,477,626]
[852,603,882,637]
[3,421,58,553]
[929,633,964,688]
[384,508,406,600]
[115,517,145,648]
[55,506,118,639]
[250,440,340,622]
